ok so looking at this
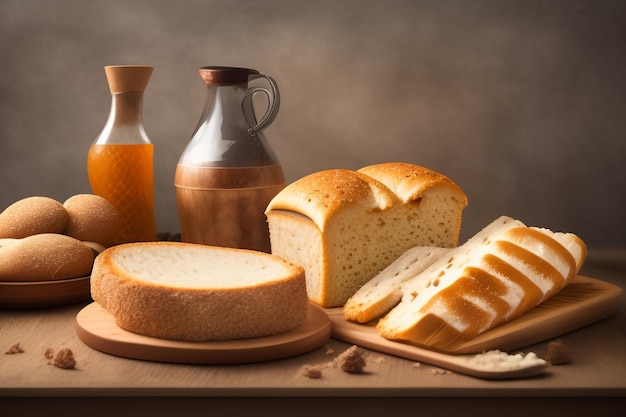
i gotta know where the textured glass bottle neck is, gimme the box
[94,92,151,145]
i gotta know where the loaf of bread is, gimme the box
[375,216,587,351]
[343,246,450,323]
[266,162,468,308]
[90,242,309,341]
[0,196,69,238]
[0,234,95,281]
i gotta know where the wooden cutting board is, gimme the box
[328,276,623,356]
[75,302,331,365]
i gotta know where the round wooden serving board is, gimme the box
[0,276,91,309]
[75,302,331,364]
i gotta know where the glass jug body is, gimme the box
[175,67,285,252]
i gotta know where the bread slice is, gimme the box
[266,162,468,307]
[343,215,522,323]
[343,246,450,323]
[90,242,308,341]
[376,217,587,351]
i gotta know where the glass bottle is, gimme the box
[175,66,285,253]
[87,65,157,244]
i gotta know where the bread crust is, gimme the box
[0,196,69,238]
[90,242,309,341]
[62,194,121,248]
[357,162,468,204]
[266,163,468,231]
[0,234,95,281]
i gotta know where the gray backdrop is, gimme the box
[1,0,624,246]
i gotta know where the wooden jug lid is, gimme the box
[104,65,153,94]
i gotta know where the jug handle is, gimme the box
[242,74,280,136]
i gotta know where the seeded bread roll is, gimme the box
[90,242,309,341]
[266,162,468,308]
[0,196,69,238]
[0,234,95,281]
[376,216,587,351]
[62,194,121,248]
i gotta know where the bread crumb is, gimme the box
[4,343,25,354]
[543,340,572,365]
[52,348,76,369]
[430,367,452,375]
[303,365,323,379]
[44,348,55,360]
[372,355,386,364]
[335,345,366,374]
[324,344,335,355]
[412,362,421,368]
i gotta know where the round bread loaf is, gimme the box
[90,242,309,341]
[0,234,95,281]
[0,196,69,238]
[62,194,121,247]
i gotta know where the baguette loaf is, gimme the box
[266,162,468,307]
[376,216,587,351]
[90,242,309,341]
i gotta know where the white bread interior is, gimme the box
[266,162,468,308]
[343,246,450,323]
[90,242,308,341]
[375,216,587,351]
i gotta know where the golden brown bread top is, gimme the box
[357,162,468,205]
[62,194,122,248]
[0,196,69,238]
[0,234,94,281]
[266,162,468,231]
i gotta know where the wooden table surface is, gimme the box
[1,248,624,417]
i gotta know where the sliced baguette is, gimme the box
[344,215,524,323]
[376,217,586,351]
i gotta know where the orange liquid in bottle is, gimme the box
[87,143,156,244]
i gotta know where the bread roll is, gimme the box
[375,216,587,351]
[90,242,309,341]
[62,194,121,247]
[266,162,468,308]
[0,234,95,281]
[0,196,69,238]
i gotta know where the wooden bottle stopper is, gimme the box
[104,65,153,94]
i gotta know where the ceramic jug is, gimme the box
[174,66,285,253]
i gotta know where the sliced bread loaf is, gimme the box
[90,242,308,341]
[266,162,468,308]
[376,216,587,351]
